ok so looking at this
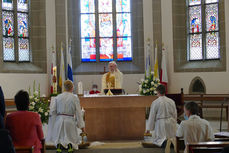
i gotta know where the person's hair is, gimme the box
[14,90,29,111]
[64,80,73,91]
[92,84,98,88]
[156,84,166,95]
[185,101,199,115]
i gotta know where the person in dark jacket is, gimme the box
[0,86,5,128]
[0,129,15,153]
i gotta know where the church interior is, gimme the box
[1,0,229,153]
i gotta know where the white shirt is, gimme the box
[46,92,85,149]
[146,96,177,146]
[176,115,214,145]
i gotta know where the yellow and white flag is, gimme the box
[154,42,159,80]
[59,43,66,92]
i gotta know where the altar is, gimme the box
[79,95,157,141]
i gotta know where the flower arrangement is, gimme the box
[28,81,50,124]
[139,72,160,96]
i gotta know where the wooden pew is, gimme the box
[15,146,34,153]
[187,141,229,153]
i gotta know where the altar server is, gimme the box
[47,80,85,153]
[145,84,177,147]
[176,101,214,153]
[101,61,123,94]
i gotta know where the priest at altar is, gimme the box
[101,61,123,94]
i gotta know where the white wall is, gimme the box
[161,0,229,94]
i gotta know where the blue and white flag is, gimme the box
[67,39,73,81]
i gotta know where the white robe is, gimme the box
[101,69,123,94]
[146,96,177,146]
[176,115,214,153]
[46,92,85,149]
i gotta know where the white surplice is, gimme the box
[176,115,214,152]
[146,96,177,146]
[101,69,123,94]
[46,92,85,149]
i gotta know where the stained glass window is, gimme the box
[2,0,30,62]
[116,0,130,12]
[100,38,113,61]
[2,0,13,10]
[99,14,113,37]
[18,38,29,61]
[80,0,132,62]
[99,0,112,13]
[17,0,28,12]
[81,38,96,62]
[3,37,15,61]
[188,0,219,61]
[2,11,14,36]
[18,13,29,37]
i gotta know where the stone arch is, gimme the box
[189,77,206,94]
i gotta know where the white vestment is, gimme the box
[46,92,85,149]
[101,69,123,94]
[146,96,177,146]
[176,115,214,153]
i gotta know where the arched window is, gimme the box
[80,0,132,62]
[187,0,219,60]
[2,0,30,62]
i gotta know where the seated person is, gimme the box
[6,90,44,153]
[47,80,85,153]
[101,61,123,94]
[145,85,177,147]
[0,128,15,153]
[89,84,100,94]
[176,101,214,153]
[0,86,5,129]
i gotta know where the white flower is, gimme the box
[151,81,154,85]
[151,71,154,75]
[143,90,146,94]
[150,87,154,91]
[38,108,43,113]
[42,94,46,97]
[34,91,38,96]
[29,106,34,110]
[154,91,157,94]
[147,89,150,92]
[29,96,34,99]
[34,98,39,102]
[144,80,148,83]
[45,112,48,116]
[31,102,35,106]
[141,79,144,82]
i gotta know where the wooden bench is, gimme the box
[187,141,229,153]
[15,146,34,153]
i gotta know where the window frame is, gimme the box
[80,0,133,63]
[2,0,31,63]
[187,0,220,61]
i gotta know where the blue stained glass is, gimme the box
[99,0,112,13]
[18,38,30,61]
[189,6,202,33]
[2,0,13,10]
[18,13,29,37]
[3,37,15,61]
[2,11,14,36]
[116,13,131,37]
[99,14,113,37]
[80,0,95,13]
[117,37,132,61]
[205,4,218,31]
[81,38,96,62]
[81,14,95,38]
[189,0,201,6]
[100,38,113,61]
[116,0,130,12]
[17,0,28,12]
